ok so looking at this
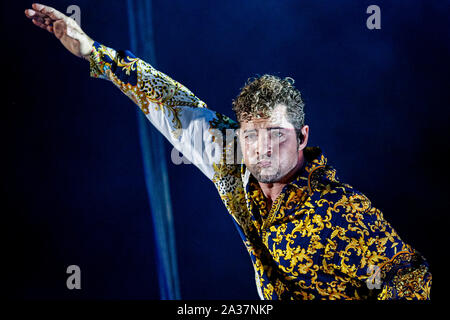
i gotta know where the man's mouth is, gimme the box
[257,160,272,168]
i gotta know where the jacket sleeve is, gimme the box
[88,41,238,180]
[325,191,432,300]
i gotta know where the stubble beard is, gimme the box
[248,159,283,183]
[251,167,282,183]
[248,156,301,184]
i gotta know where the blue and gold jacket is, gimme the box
[89,41,432,300]
[233,146,431,299]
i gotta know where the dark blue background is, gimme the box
[2,0,448,300]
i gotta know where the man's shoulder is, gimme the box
[309,165,376,222]
[308,163,356,197]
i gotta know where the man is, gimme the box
[25,3,431,300]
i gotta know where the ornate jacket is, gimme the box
[88,41,432,300]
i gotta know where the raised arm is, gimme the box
[25,3,239,180]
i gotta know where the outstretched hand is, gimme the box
[24,3,94,59]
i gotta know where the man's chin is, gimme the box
[256,176,280,183]
[251,169,282,183]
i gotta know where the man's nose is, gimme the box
[256,130,272,157]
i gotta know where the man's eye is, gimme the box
[244,133,257,140]
[271,131,283,138]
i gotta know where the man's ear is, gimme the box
[298,132,304,144]
[297,125,309,150]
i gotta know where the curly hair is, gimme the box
[232,74,305,141]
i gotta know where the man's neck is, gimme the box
[258,157,305,210]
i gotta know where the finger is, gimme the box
[26,12,45,24]
[24,8,47,20]
[25,8,56,28]
[31,18,53,33]
[31,17,46,28]
[32,3,66,21]
[33,16,45,25]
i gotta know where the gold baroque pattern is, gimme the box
[90,43,209,139]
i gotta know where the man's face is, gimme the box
[238,104,308,184]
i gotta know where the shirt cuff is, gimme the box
[88,41,108,80]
